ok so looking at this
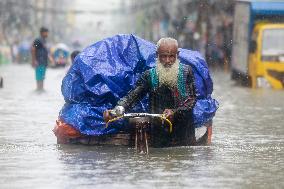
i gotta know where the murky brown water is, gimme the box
[0,64,283,189]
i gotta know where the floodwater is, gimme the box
[0,64,283,189]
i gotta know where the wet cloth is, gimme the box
[58,34,219,136]
[117,63,196,147]
[35,64,47,81]
[117,63,196,114]
[33,37,48,66]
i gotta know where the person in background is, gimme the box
[0,76,3,88]
[11,40,19,63]
[70,50,80,64]
[31,27,54,91]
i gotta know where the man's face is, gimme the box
[41,31,49,39]
[157,43,178,67]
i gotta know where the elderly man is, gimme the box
[105,37,197,147]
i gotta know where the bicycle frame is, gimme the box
[105,112,173,154]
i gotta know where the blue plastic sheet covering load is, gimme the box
[59,34,219,136]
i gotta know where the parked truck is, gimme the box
[231,1,284,89]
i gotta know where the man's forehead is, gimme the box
[158,44,178,54]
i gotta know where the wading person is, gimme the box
[70,50,80,64]
[31,27,53,91]
[104,38,196,147]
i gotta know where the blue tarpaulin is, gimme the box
[59,34,218,136]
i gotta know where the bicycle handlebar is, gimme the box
[105,113,173,133]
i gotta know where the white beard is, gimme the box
[156,59,179,88]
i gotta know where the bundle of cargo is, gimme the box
[53,34,218,152]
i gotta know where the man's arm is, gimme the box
[31,45,37,68]
[116,71,150,111]
[104,71,150,122]
[48,54,55,66]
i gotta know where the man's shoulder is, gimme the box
[179,62,193,71]
[33,38,42,47]
[141,68,152,76]
[33,37,41,43]
[136,69,152,82]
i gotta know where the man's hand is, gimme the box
[48,54,55,66]
[32,60,38,68]
[50,59,55,67]
[163,109,174,120]
[103,110,114,123]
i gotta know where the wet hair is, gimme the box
[71,50,80,63]
[156,37,178,50]
[40,27,49,33]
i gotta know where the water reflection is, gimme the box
[56,144,216,188]
[0,64,283,188]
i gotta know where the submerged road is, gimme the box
[0,63,283,188]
